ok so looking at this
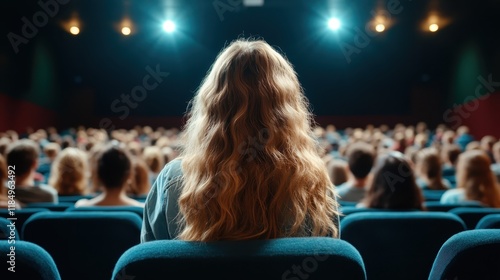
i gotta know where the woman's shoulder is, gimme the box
[440,188,464,204]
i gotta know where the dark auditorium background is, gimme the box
[1,0,500,137]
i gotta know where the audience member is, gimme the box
[441,150,500,207]
[48,147,89,196]
[415,148,450,190]
[359,152,424,210]
[75,144,143,207]
[492,141,500,182]
[142,39,340,242]
[336,142,375,202]
[5,139,58,205]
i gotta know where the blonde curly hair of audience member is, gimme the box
[49,147,89,195]
[128,157,151,196]
[179,38,339,241]
[456,150,500,208]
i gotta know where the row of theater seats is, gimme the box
[1,207,500,280]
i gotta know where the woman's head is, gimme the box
[416,147,447,190]
[128,157,151,196]
[179,38,338,241]
[456,150,500,207]
[96,144,133,190]
[142,146,164,174]
[364,152,424,210]
[49,147,89,195]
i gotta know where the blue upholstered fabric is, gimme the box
[428,229,500,280]
[22,211,142,280]
[423,201,484,212]
[422,190,448,202]
[25,202,75,211]
[341,212,465,280]
[57,195,94,203]
[476,214,500,229]
[112,237,366,280]
[0,240,61,280]
[0,217,18,240]
[65,205,144,218]
[0,208,50,238]
[448,207,500,229]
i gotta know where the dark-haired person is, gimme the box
[75,144,143,207]
[5,139,57,206]
[336,142,375,202]
[359,152,424,210]
[142,39,340,242]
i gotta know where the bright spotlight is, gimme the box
[328,18,341,30]
[429,23,439,32]
[121,26,131,36]
[162,20,176,33]
[69,26,80,35]
[375,23,385,32]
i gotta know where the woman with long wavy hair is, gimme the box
[141,39,340,242]
[441,150,500,207]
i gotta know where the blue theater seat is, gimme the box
[112,237,367,280]
[65,205,144,218]
[0,240,61,280]
[476,214,500,229]
[423,201,484,212]
[25,202,75,211]
[341,212,465,280]
[448,207,500,229]
[428,229,500,280]
[22,211,142,280]
[0,208,50,237]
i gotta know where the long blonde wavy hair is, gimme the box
[49,147,89,195]
[178,39,339,241]
[457,150,500,207]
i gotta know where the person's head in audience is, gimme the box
[5,139,40,186]
[441,144,461,168]
[327,159,349,186]
[177,38,339,241]
[142,146,164,179]
[0,137,11,157]
[43,142,61,161]
[75,143,143,207]
[465,141,481,151]
[456,150,500,207]
[0,154,6,198]
[128,157,150,196]
[361,152,424,210]
[493,141,500,164]
[48,147,89,195]
[415,148,449,190]
[346,142,375,184]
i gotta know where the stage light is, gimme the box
[69,26,80,35]
[328,18,341,30]
[429,23,439,32]
[121,26,131,36]
[375,23,385,32]
[162,20,176,33]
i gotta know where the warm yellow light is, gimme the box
[69,26,80,35]
[121,26,131,35]
[429,23,439,32]
[375,23,385,32]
